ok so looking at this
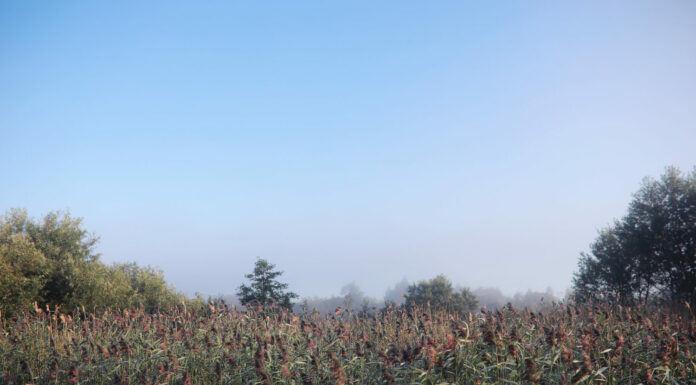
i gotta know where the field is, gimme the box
[1,302,695,384]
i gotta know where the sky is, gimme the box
[1,1,695,299]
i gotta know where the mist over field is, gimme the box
[2,2,696,384]
[220,278,560,314]
[1,1,695,309]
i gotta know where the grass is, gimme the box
[1,301,695,384]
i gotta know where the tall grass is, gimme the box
[1,301,694,384]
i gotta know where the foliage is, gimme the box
[1,301,694,384]
[113,262,183,310]
[405,275,479,314]
[573,167,696,305]
[237,258,298,310]
[0,209,185,316]
[0,231,46,317]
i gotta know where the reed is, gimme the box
[1,301,694,384]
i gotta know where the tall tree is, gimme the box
[573,167,696,305]
[404,275,478,314]
[237,258,298,310]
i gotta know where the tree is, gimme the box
[404,275,478,314]
[111,262,182,310]
[0,208,184,316]
[573,167,696,305]
[237,258,298,310]
[0,233,46,316]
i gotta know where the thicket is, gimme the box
[0,209,186,317]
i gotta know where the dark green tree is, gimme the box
[237,258,298,310]
[404,275,478,314]
[573,166,696,305]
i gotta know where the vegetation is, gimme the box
[0,209,185,317]
[574,167,696,306]
[2,166,696,384]
[237,258,298,310]
[405,275,478,314]
[2,301,694,384]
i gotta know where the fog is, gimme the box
[3,2,695,306]
[220,278,561,314]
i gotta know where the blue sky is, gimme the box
[1,1,695,299]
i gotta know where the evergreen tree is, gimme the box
[237,258,298,310]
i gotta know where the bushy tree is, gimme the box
[573,167,696,305]
[112,262,182,310]
[0,209,101,309]
[405,275,478,314]
[0,233,46,316]
[0,209,184,316]
[237,258,298,310]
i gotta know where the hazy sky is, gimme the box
[1,1,695,299]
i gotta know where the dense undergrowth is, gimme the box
[1,301,695,384]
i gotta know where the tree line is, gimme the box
[230,166,696,311]
[235,258,480,314]
[2,166,693,317]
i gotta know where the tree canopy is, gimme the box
[573,167,696,305]
[237,258,298,310]
[404,275,478,314]
[0,209,184,317]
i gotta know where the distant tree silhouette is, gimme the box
[405,275,478,314]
